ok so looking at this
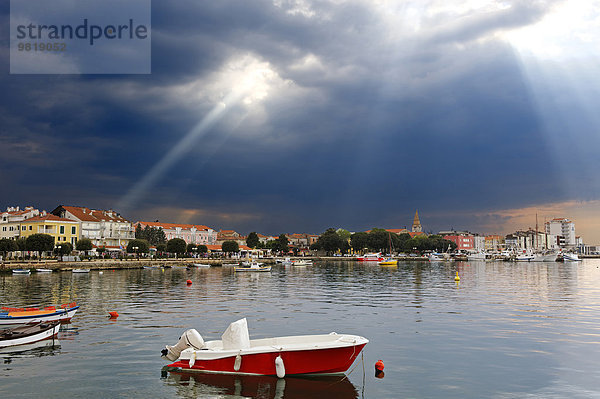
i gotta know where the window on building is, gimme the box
[60,226,65,234]
[72,226,76,235]
[29,226,32,230]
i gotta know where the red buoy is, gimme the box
[108,311,119,318]
[186,279,192,285]
[375,360,384,371]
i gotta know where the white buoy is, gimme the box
[234,353,242,371]
[275,355,285,378]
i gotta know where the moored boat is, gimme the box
[191,263,211,268]
[234,264,272,272]
[562,252,581,261]
[72,268,90,273]
[291,260,313,267]
[378,258,397,266]
[0,321,61,348]
[12,269,31,275]
[356,253,383,262]
[162,318,368,377]
[0,303,79,326]
[35,268,53,273]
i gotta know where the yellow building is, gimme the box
[19,214,80,246]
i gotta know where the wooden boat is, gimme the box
[0,321,60,348]
[162,318,368,377]
[72,268,90,273]
[12,269,31,275]
[0,303,79,326]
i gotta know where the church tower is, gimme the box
[412,210,422,233]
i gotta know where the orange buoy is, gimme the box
[108,311,119,318]
[186,279,192,285]
[375,359,385,371]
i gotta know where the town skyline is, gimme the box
[2,202,595,247]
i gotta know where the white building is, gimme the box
[52,205,134,248]
[0,206,40,240]
[137,221,217,245]
[545,218,576,248]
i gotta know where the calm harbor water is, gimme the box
[1,259,600,398]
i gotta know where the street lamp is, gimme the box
[133,246,139,260]
[57,245,62,262]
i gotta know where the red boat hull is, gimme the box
[168,343,367,376]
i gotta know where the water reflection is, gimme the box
[0,339,61,363]
[164,369,358,399]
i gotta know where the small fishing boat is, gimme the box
[162,318,368,377]
[234,263,271,272]
[12,269,31,275]
[378,258,397,266]
[191,263,211,268]
[0,321,60,348]
[292,260,313,267]
[35,268,53,273]
[562,252,581,261]
[356,253,383,262]
[428,252,446,261]
[0,303,79,326]
[72,268,90,273]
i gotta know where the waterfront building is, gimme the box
[216,230,247,246]
[443,233,475,250]
[545,218,576,248]
[19,213,79,246]
[0,206,40,240]
[485,235,505,252]
[473,235,485,252]
[412,210,423,233]
[52,206,134,248]
[137,221,217,245]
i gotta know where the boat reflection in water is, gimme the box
[165,369,359,399]
[0,338,61,363]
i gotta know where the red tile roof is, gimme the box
[25,214,76,223]
[61,206,130,223]
[137,221,211,231]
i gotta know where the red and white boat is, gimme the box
[0,303,79,326]
[356,253,384,262]
[162,318,368,377]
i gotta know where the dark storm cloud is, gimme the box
[2,0,596,236]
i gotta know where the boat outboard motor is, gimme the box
[161,329,204,361]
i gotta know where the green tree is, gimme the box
[25,234,54,259]
[222,240,239,254]
[350,232,369,252]
[187,243,198,253]
[156,243,167,254]
[316,228,344,255]
[54,242,73,259]
[127,239,150,254]
[0,239,18,260]
[167,238,187,256]
[197,245,208,254]
[76,238,93,257]
[275,234,289,253]
[246,232,259,249]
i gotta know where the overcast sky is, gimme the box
[2,1,600,241]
